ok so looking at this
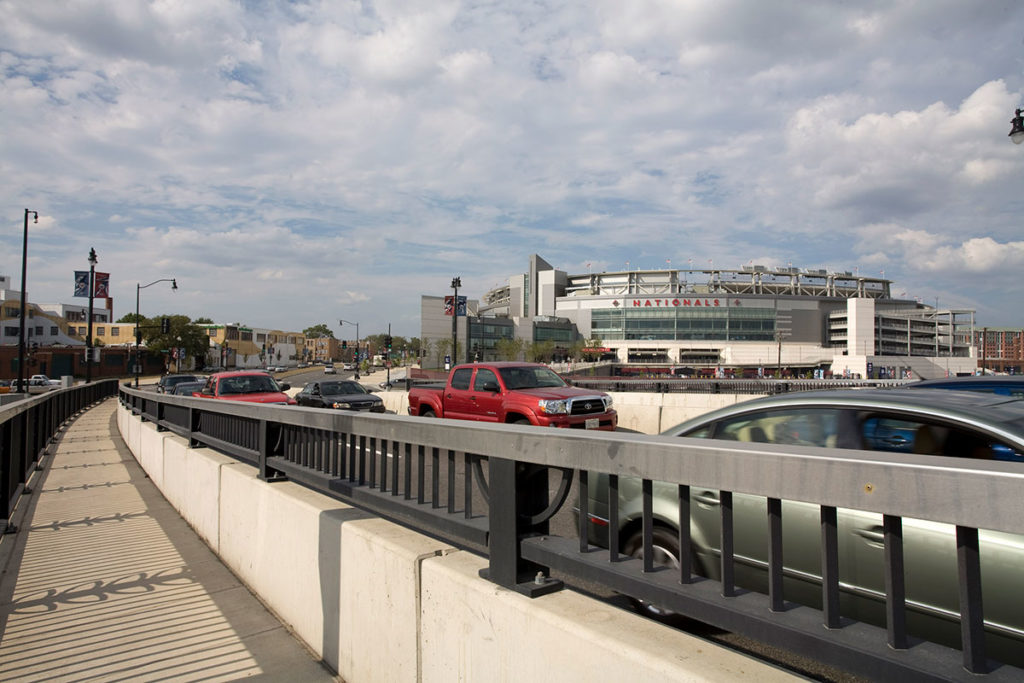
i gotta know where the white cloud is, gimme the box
[1,0,1024,334]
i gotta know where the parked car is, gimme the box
[343,363,356,371]
[906,375,1024,399]
[11,378,54,393]
[324,364,336,374]
[157,373,201,394]
[294,380,385,412]
[583,388,1024,664]
[192,371,295,405]
[30,374,62,386]
[170,380,206,396]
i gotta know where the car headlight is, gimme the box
[332,401,352,409]
[537,399,569,415]
[603,396,613,410]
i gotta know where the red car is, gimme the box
[193,371,296,405]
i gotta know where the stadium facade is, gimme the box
[421,255,978,379]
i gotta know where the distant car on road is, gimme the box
[324,364,336,374]
[157,374,201,394]
[30,374,62,386]
[584,388,1024,664]
[343,363,356,371]
[294,380,385,412]
[192,371,296,405]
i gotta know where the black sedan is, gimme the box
[295,380,385,412]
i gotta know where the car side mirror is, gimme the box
[280,383,290,391]
[481,381,500,392]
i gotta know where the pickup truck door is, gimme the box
[469,368,503,422]
[443,367,477,420]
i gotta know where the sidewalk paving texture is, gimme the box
[0,398,339,682]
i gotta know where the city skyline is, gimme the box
[3,1,1023,337]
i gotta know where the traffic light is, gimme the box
[161,317,170,334]
[342,340,348,349]
[385,335,392,350]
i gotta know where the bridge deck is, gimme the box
[0,398,338,682]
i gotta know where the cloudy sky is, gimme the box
[2,0,1023,337]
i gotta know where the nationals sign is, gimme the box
[614,298,726,308]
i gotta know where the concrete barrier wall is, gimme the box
[118,404,796,682]
[376,389,764,434]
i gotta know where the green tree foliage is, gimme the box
[527,340,555,363]
[495,337,524,361]
[303,323,334,338]
[580,338,605,362]
[143,315,210,368]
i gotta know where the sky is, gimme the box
[2,0,1023,338]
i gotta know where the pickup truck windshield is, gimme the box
[497,367,567,390]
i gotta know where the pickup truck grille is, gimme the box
[569,396,608,416]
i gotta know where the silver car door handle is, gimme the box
[853,527,885,546]
[694,492,720,506]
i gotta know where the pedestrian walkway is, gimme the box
[0,398,339,682]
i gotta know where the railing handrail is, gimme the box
[119,384,1024,679]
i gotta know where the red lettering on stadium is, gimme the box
[629,298,720,308]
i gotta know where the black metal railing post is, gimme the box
[480,457,563,597]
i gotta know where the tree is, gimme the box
[527,340,555,363]
[194,317,214,324]
[117,313,145,324]
[495,337,525,361]
[303,323,334,338]
[143,315,210,371]
[581,337,605,362]
[434,338,450,368]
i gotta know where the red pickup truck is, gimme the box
[407,362,617,430]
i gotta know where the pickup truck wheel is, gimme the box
[513,418,531,425]
[421,409,436,418]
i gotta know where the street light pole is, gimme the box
[339,319,359,376]
[451,276,461,368]
[16,209,38,394]
[86,248,97,384]
[135,278,177,388]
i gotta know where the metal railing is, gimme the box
[567,377,910,394]
[120,386,1023,681]
[2,380,119,533]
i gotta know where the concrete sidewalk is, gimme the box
[0,398,339,682]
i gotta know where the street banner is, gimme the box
[94,272,110,298]
[456,295,467,316]
[74,271,89,297]
[444,296,454,316]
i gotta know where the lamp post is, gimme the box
[339,319,359,376]
[16,209,38,394]
[85,248,97,383]
[451,276,461,368]
[135,278,177,388]
[1009,108,1024,144]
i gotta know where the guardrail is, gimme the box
[120,385,1023,681]
[2,380,119,533]
[568,377,910,394]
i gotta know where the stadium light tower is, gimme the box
[1009,108,1024,144]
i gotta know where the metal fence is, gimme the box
[568,377,911,394]
[1,380,120,533]
[121,386,1023,681]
